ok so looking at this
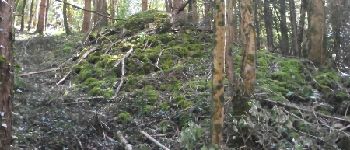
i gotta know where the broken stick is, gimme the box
[140,131,170,150]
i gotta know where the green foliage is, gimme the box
[0,55,5,64]
[179,122,205,150]
[119,10,171,33]
[118,112,132,124]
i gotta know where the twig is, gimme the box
[257,98,350,124]
[57,47,97,85]
[54,0,125,21]
[116,131,132,150]
[140,131,170,150]
[19,67,60,77]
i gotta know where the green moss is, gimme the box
[143,85,160,104]
[118,112,132,124]
[121,10,171,33]
[315,71,340,89]
[0,55,6,64]
[175,95,193,109]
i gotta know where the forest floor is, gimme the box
[12,10,350,149]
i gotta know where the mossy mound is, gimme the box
[118,10,171,33]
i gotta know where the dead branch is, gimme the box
[57,47,97,85]
[19,67,60,77]
[116,131,132,150]
[140,131,170,150]
[257,98,350,124]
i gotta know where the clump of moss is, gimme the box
[143,85,160,104]
[0,55,6,64]
[121,10,171,33]
[314,71,340,89]
[118,112,132,124]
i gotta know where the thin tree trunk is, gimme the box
[110,0,115,24]
[142,0,148,11]
[212,0,225,145]
[289,0,298,56]
[45,0,49,30]
[0,0,14,149]
[225,0,236,102]
[241,0,256,99]
[36,0,47,33]
[82,0,91,32]
[20,0,27,32]
[27,0,35,31]
[204,0,212,29]
[253,0,260,50]
[165,0,172,12]
[298,0,307,57]
[279,0,289,55]
[264,0,274,52]
[308,0,326,65]
[63,0,71,34]
[330,0,342,60]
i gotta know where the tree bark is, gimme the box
[63,0,71,34]
[330,0,342,60]
[263,0,274,52]
[45,0,49,30]
[203,0,212,29]
[82,0,91,32]
[298,0,307,57]
[110,0,115,24]
[93,0,108,28]
[36,0,47,33]
[279,0,289,55]
[308,0,326,66]
[212,0,225,145]
[142,0,148,11]
[27,0,35,31]
[20,0,27,32]
[253,0,260,51]
[165,0,172,12]
[241,0,256,97]
[0,0,14,149]
[289,0,298,56]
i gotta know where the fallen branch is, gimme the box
[257,98,350,124]
[140,131,170,150]
[19,67,60,77]
[116,131,133,150]
[57,47,97,85]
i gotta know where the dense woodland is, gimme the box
[1,0,350,149]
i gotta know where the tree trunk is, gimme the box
[142,0,148,11]
[36,0,47,33]
[241,0,256,97]
[45,0,49,30]
[225,0,236,102]
[289,0,298,56]
[298,0,307,57]
[279,0,289,55]
[82,0,92,32]
[263,0,274,52]
[0,0,14,149]
[203,0,212,29]
[27,0,35,31]
[212,0,225,145]
[110,0,115,24]
[172,0,183,24]
[165,0,172,12]
[20,0,27,32]
[253,0,260,51]
[93,0,108,28]
[188,0,198,24]
[330,0,342,60]
[63,0,71,34]
[308,0,326,66]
